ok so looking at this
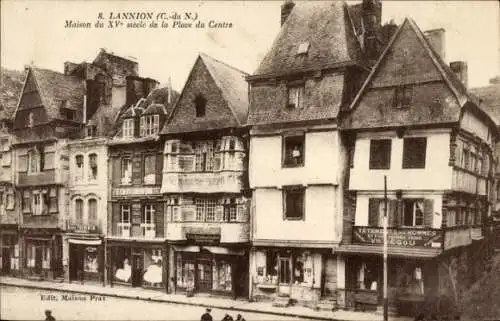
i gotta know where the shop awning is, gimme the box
[335,245,441,258]
[171,245,200,252]
[69,239,102,246]
[203,246,245,256]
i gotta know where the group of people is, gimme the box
[201,308,246,321]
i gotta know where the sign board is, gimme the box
[185,233,220,245]
[68,223,99,234]
[353,226,442,248]
[112,187,161,196]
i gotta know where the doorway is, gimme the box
[196,259,212,292]
[34,247,43,274]
[132,253,143,287]
[69,244,83,281]
[1,247,11,274]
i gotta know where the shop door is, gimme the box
[34,247,43,274]
[132,253,143,287]
[1,247,11,274]
[69,244,81,281]
[196,259,212,292]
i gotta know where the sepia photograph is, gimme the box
[0,0,499,320]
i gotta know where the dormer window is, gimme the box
[287,85,304,109]
[86,124,97,137]
[28,112,34,128]
[393,85,413,108]
[140,115,159,137]
[195,95,207,117]
[122,119,134,138]
[297,42,310,55]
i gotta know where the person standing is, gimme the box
[201,308,213,321]
[45,310,56,321]
[235,314,246,321]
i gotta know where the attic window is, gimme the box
[393,86,413,108]
[122,119,134,138]
[297,42,310,55]
[86,124,97,138]
[62,109,75,121]
[195,95,207,117]
[287,85,304,109]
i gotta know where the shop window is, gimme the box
[279,257,291,284]
[287,85,304,109]
[75,155,84,182]
[121,158,132,185]
[143,249,163,288]
[75,199,84,223]
[195,198,217,222]
[195,95,207,117]
[266,251,278,280]
[176,255,195,288]
[403,199,424,227]
[143,154,156,185]
[213,261,232,292]
[393,85,413,108]
[22,190,31,213]
[88,154,98,181]
[122,119,134,138]
[88,199,97,223]
[283,186,305,220]
[113,248,132,283]
[369,139,391,169]
[84,247,98,273]
[357,261,380,290]
[402,137,427,169]
[283,135,304,167]
[399,265,424,296]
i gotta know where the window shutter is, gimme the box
[368,198,380,227]
[18,155,28,172]
[132,155,142,185]
[389,199,398,227]
[423,199,434,227]
[112,203,120,235]
[156,153,163,185]
[112,157,121,186]
[154,202,164,238]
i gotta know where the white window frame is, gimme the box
[75,154,84,182]
[75,198,84,223]
[122,119,134,138]
[141,115,159,137]
[118,205,131,237]
[121,158,132,185]
[195,198,217,222]
[141,204,156,238]
[28,149,40,174]
[287,85,304,109]
[403,199,424,227]
[32,192,43,216]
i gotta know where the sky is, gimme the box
[1,0,499,91]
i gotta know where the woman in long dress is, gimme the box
[115,258,131,282]
[143,259,162,285]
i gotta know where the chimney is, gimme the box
[281,0,295,26]
[424,28,446,62]
[64,62,79,75]
[450,61,468,88]
[362,0,382,62]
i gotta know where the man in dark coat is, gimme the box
[201,308,213,321]
[235,314,246,321]
[45,310,56,321]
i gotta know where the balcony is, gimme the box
[65,219,101,234]
[18,170,56,186]
[166,221,249,243]
[140,223,156,239]
[162,171,243,194]
[117,223,131,238]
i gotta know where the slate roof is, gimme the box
[87,103,123,137]
[0,68,25,121]
[470,84,500,126]
[30,67,85,121]
[253,1,363,77]
[345,18,498,130]
[161,53,249,134]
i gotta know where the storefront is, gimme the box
[0,227,20,276]
[170,244,248,298]
[67,237,104,284]
[250,247,334,304]
[21,228,63,280]
[106,239,167,291]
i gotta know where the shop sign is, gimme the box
[185,233,220,245]
[112,186,161,196]
[68,223,99,234]
[353,226,442,248]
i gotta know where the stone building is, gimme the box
[245,0,392,308]
[339,18,498,315]
[160,53,250,298]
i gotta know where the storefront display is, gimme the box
[143,249,163,288]
[0,234,19,275]
[112,247,132,284]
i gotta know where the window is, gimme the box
[283,135,305,167]
[195,95,207,117]
[393,86,413,108]
[143,204,154,224]
[297,42,310,55]
[167,198,180,222]
[62,109,75,120]
[195,198,217,222]
[48,188,57,213]
[368,198,385,227]
[283,186,305,220]
[6,193,14,210]
[195,141,215,172]
[28,148,41,173]
[402,137,427,169]
[121,158,132,185]
[32,192,43,215]
[0,192,3,211]
[88,199,97,222]
[88,154,98,181]
[140,115,160,136]
[279,257,291,284]
[403,199,424,227]
[122,119,134,138]
[75,155,84,182]
[120,205,131,223]
[28,112,34,128]
[447,209,456,227]
[22,191,31,213]
[143,154,156,185]
[75,199,84,223]
[287,85,304,109]
[86,124,97,138]
[369,139,391,169]
[223,199,237,222]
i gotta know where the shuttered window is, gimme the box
[283,186,305,220]
[75,199,84,222]
[369,139,391,169]
[368,198,384,227]
[402,137,427,169]
[402,199,424,227]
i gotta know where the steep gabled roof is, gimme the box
[161,53,249,134]
[254,1,363,77]
[470,84,500,126]
[346,18,498,129]
[30,67,85,121]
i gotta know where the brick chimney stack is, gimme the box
[281,0,295,26]
[424,28,446,62]
[362,0,382,62]
[450,61,468,88]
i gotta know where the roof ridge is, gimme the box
[199,52,249,76]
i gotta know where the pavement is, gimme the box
[0,276,413,321]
